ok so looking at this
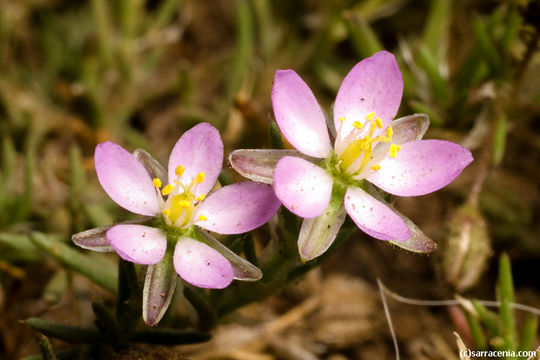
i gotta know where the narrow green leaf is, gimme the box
[17,147,34,221]
[184,286,217,331]
[21,347,83,360]
[422,0,451,60]
[498,253,515,304]
[36,333,57,360]
[501,7,520,53]
[30,232,117,293]
[25,318,101,343]
[471,18,501,77]
[473,300,499,337]
[463,309,487,350]
[518,315,538,353]
[155,0,182,28]
[117,259,141,331]
[492,112,507,166]
[227,0,254,98]
[242,233,257,267]
[92,302,127,344]
[1,135,16,189]
[43,270,68,305]
[408,100,444,126]
[91,0,114,66]
[344,12,383,59]
[416,43,450,102]
[0,233,38,253]
[131,328,211,345]
[497,253,516,353]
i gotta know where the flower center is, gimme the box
[337,112,401,176]
[152,165,207,228]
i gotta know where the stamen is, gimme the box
[162,209,171,217]
[152,178,162,188]
[338,117,345,123]
[195,194,206,202]
[175,165,185,177]
[196,172,205,183]
[389,144,401,158]
[198,215,207,221]
[365,112,376,121]
[387,125,393,139]
[352,121,363,129]
[375,117,383,129]
[162,184,174,196]
[371,164,381,172]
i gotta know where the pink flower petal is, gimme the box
[344,187,410,241]
[95,142,160,216]
[196,182,281,235]
[273,156,333,218]
[107,225,167,264]
[334,51,403,139]
[173,237,233,289]
[168,123,223,197]
[366,140,473,196]
[272,70,332,158]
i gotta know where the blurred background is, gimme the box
[0,0,539,359]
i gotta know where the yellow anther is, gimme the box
[389,144,401,158]
[161,184,174,196]
[179,200,192,208]
[162,209,171,217]
[375,117,383,129]
[387,125,393,139]
[175,165,185,177]
[371,164,381,172]
[365,112,376,121]
[152,178,162,188]
[195,194,206,202]
[352,121,363,129]
[196,172,205,183]
[198,215,207,221]
[338,117,345,123]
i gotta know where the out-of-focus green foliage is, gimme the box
[0,0,538,358]
[461,254,538,358]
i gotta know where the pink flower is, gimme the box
[74,123,280,324]
[230,51,473,261]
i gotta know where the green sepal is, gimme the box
[268,120,284,149]
[297,182,347,261]
[142,243,177,326]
